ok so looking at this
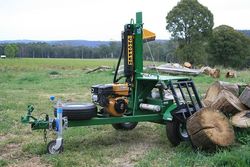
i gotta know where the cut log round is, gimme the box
[184,62,192,68]
[187,107,235,150]
[239,86,250,108]
[203,81,239,107]
[201,67,220,78]
[226,70,237,78]
[231,110,250,128]
[211,90,247,114]
[209,68,220,78]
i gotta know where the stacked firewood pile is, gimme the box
[187,81,250,151]
[201,66,237,78]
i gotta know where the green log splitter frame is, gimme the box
[21,12,202,154]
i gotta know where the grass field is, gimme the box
[0,58,250,167]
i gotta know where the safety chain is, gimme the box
[43,129,47,143]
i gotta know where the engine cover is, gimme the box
[91,84,113,106]
[91,83,129,107]
[106,97,128,116]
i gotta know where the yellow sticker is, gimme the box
[127,35,133,65]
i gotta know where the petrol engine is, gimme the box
[91,83,129,116]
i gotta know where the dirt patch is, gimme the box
[108,123,165,167]
[9,157,51,167]
[1,143,21,159]
[0,142,49,166]
[111,143,149,167]
[0,135,8,141]
[0,134,20,153]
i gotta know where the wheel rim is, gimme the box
[179,124,188,138]
[123,122,132,125]
[48,142,60,154]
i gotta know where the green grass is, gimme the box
[0,58,118,70]
[0,58,250,166]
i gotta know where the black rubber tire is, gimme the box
[54,102,97,120]
[166,119,188,146]
[47,140,63,154]
[112,122,138,131]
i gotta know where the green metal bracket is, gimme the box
[68,114,163,127]
[163,103,177,121]
[30,120,49,130]
[21,105,37,123]
[21,105,49,130]
[130,19,134,24]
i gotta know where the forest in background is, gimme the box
[0,40,178,63]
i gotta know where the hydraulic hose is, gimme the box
[113,38,124,83]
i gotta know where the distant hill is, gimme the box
[0,40,111,47]
[238,30,250,38]
[0,39,168,47]
[47,40,111,47]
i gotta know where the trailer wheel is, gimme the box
[112,122,138,131]
[166,119,188,146]
[47,140,63,154]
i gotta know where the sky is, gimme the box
[0,0,250,41]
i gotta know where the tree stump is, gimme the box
[203,81,239,106]
[211,90,247,114]
[239,86,250,108]
[187,107,235,150]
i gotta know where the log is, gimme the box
[203,81,239,106]
[231,110,250,128]
[86,66,111,74]
[209,68,220,78]
[200,66,220,78]
[238,83,248,95]
[239,86,250,108]
[184,62,192,68]
[226,70,237,78]
[187,107,235,150]
[201,66,212,75]
[156,64,202,76]
[211,90,247,114]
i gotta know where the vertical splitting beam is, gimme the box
[135,12,143,77]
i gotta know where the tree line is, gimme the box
[0,41,179,62]
[0,42,119,59]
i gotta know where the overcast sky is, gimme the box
[0,0,250,41]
